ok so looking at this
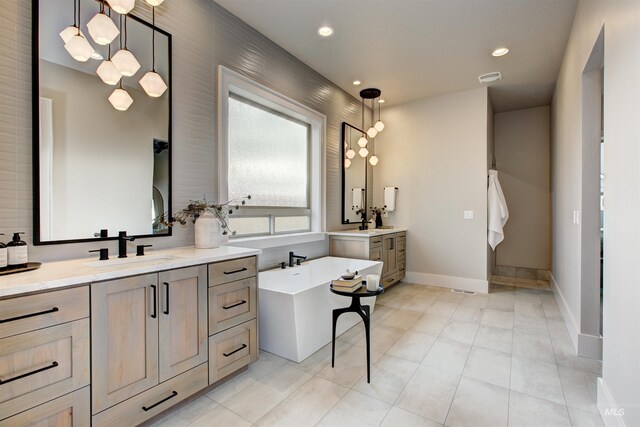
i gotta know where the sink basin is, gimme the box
[84,254,179,268]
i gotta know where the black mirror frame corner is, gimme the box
[31,0,173,245]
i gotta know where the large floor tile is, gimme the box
[513,313,549,336]
[512,330,556,363]
[567,407,605,427]
[473,325,513,353]
[317,344,383,387]
[437,291,465,303]
[353,354,419,404]
[395,365,460,424]
[486,292,515,312]
[317,390,391,427]
[514,301,546,318]
[462,346,511,388]
[387,330,437,363]
[380,407,442,427]
[221,364,312,423]
[510,356,565,405]
[550,335,602,375]
[410,312,450,335]
[451,304,484,323]
[428,300,460,317]
[353,324,404,354]
[255,376,348,427]
[150,396,218,427]
[440,321,479,345]
[421,337,471,375]
[481,309,514,329]
[445,377,509,427]
[289,339,353,375]
[508,391,571,427]
[189,404,252,427]
[558,366,599,414]
[382,308,423,330]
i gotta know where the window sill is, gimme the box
[226,232,326,250]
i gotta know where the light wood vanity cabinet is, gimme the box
[0,286,90,424]
[91,266,208,423]
[329,231,407,287]
[207,257,258,385]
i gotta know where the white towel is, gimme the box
[384,187,397,211]
[487,169,509,250]
[352,188,363,210]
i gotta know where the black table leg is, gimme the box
[331,296,373,383]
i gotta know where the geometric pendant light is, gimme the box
[139,6,168,97]
[359,88,383,164]
[145,0,165,5]
[107,0,135,15]
[109,81,134,111]
[111,15,140,77]
[63,0,95,62]
[96,7,121,85]
[87,2,119,45]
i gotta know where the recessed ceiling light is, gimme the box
[378,99,385,104]
[492,47,509,57]
[353,80,361,86]
[317,26,334,37]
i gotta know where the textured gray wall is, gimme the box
[0,0,364,266]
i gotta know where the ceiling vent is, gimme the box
[478,72,502,84]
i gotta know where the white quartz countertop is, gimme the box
[0,246,261,298]
[326,227,407,238]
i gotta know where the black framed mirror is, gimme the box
[341,122,368,224]
[33,0,172,244]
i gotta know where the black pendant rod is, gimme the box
[152,7,156,71]
[76,0,80,34]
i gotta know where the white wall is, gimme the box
[494,106,551,270]
[487,96,495,279]
[552,0,640,424]
[373,88,489,293]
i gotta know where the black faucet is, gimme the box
[118,231,136,258]
[289,251,307,267]
[358,209,368,231]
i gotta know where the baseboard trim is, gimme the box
[550,273,580,351]
[404,271,489,294]
[598,378,627,427]
[550,273,603,359]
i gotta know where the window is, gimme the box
[219,66,325,237]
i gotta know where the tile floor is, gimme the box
[150,283,605,427]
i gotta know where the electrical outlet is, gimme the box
[464,210,474,220]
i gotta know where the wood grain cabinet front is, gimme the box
[209,319,257,384]
[0,387,90,427]
[208,277,257,334]
[208,257,256,287]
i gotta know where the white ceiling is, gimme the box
[214,0,578,112]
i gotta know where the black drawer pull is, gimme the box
[142,391,178,411]
[222,300,247,310]
[0,361,58,385]
[150,285,157,319]
[0,307,59,324]
[223,267,248,275]
[163,282,170,315]
[223,344,247,357]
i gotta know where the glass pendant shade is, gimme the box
[87,12,119,45]
[112,49,141,76]
[145,0,165,5]
[91,51,104,60]
[60,26,83,43]
[139,71,168,97]
[367,126,378,138]
[359,147,369,158]
[344,158,351,168]
[107,0,135,14]
[357,136,368,148]
[97,60,122,85]
[64,34,95,62]
[346,148,356,159]
[109,87,133,111]
[374,120,385,132]
[369,155,379,166]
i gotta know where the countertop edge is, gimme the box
[326,228,408,237]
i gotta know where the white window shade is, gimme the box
[228,96,309,208]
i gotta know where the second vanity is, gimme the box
[328,228,407,287]
[0,246,260,426]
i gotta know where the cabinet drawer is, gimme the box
[209,257,256,287]
[397,250,406,264]
[370,237,383,248]
[209,319,257,384]
[397,238,406,252]
[0,319,90,420]
[209,277,257,335]
[0,287,89,339]
[0,387,90,427]
[369,247,382,262]
[382,273,398,288]
[92,363,208,427]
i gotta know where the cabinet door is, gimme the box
[158,266,208,383]
[0,387,90,427]
[383,235,398,276]
[91,274,159,414]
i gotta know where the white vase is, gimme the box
[194,212,221,249]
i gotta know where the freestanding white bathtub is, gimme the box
[258,256,383,362]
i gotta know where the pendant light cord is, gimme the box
[75,0,80,34]
[107,6,112,59]
[152,7,156,71]
[124,15,128,48]
[119,14,123,49]
[361,97,365,137]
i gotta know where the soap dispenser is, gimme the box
[0,233,6,271]
[7,232,28,269]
